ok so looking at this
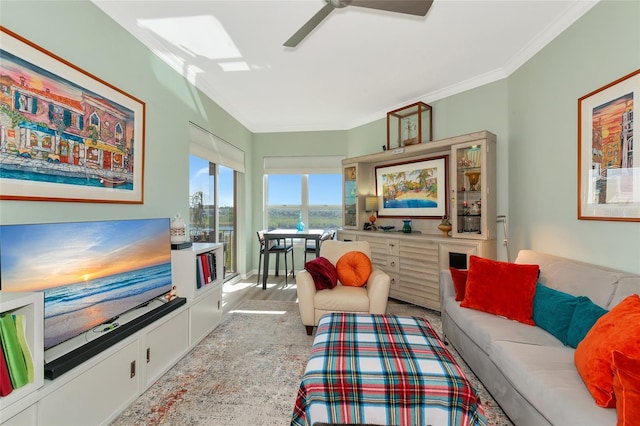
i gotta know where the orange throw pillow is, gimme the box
[612,350,640,426]
[460,255,539,325]
[574,294,640,408]
[336,251,372,287]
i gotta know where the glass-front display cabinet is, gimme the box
[450,138,496,240]
[343,165,358,229]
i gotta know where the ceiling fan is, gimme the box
[284,0,434,47]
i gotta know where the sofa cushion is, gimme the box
[461,256,539,325]
[574,294,640,408]
[304,256,338,291]
[443,296,562,355]
[314,285,369,312]
[515,250,625,309]
[336,251,371,287]
[449,267,468,301]
[533,283,579,345]
[608,276,640,308]
[537,260,621,309]
[490,341,616,426]
[612,350,640,426]
[566,296,608,348]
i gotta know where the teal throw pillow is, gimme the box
[566,296,608,348]
[532,283,579,345]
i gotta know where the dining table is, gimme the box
[261,229,324,290]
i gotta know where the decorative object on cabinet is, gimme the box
[578,68,640,222]
[464,171,481,191]
[401,219,412,233]
[365,196,379,230]
[387,102,432,150]
[438,215,452,237]
[170,213,187,243]
[0,27,145,204]
[375,155,448,218]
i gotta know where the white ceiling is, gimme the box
[91,0,598,133]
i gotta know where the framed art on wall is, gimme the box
[375,155,448,218]
[0,26,145,203]
[578,68,639,221]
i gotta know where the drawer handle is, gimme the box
[390,278,396,285]
[390,261,396,267]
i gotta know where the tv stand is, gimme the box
[0,243,224,426]
[44,297,186,379]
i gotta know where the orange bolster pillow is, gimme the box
[336,251,372,287]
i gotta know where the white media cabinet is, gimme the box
[0,242,223,426]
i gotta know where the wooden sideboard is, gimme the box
[338,230,496,311]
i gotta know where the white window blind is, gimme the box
[189,122,245,173]
[264,155,344,174]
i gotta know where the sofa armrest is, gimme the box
[440,269,456,308]
[296,269,317,326]
[366,268,391,314]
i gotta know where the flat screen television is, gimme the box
[0,218,174,351]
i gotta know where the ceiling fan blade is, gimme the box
[284,3,335,47]
[350,0,433,16]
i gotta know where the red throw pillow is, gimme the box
[574,295,640,408]
[336,251,371,287]
[460,255,539,325]
[304,257,337,291]
[449,267,468,301]
[612,350,640,425]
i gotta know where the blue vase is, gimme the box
[296,213,305,232]
[402,219,412,233]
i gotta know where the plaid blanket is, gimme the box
[291,313,487,426]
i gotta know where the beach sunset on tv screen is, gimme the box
[0,218,173,349]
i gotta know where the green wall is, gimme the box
[508,0,640,272]
[1,1,638,275]
[0,0,255,272]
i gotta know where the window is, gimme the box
[266,173,341,231]
[189,156,237,276]
[189,123,245,280]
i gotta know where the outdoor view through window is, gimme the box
[267,174,341,230]
[189,155,236,275]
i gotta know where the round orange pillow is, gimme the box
[336,251,372,287]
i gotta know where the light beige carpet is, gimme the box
[110,299,512,425]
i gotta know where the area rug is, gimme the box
[110,300,513,426]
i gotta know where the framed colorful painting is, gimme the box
[0,26,145,203]
[578,69,639,221]
[375,155,448,218]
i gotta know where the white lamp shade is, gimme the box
[365,196,379,212]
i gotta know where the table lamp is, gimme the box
[365,196,379,231]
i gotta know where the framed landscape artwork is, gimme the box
[0,26,145,203]
[578,68,639,221]
[375,155,448,218]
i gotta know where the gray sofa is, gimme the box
[440,249,640,426]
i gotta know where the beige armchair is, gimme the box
[296,240,391,335]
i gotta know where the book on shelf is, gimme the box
[0,314,30,390]
[14,315,34,383]
[195,258,203,289]
[0,339,13,396]
[193,251,218,289]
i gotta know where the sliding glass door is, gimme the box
[189,156,237,278]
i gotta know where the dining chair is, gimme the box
[256,230,294,285]
[304,230,334,263]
